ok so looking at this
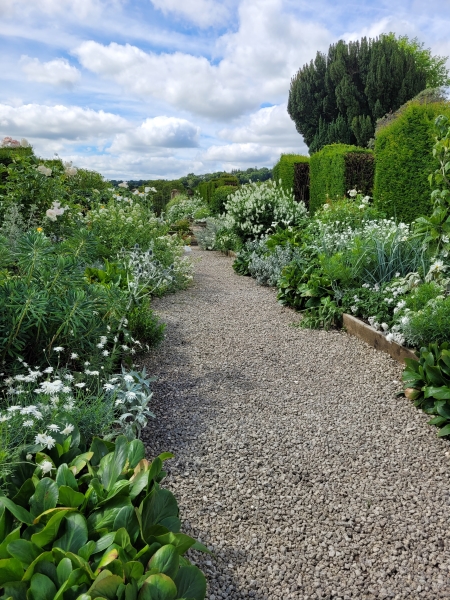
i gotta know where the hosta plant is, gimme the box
[0,430,207,599]
[402,342,450,436]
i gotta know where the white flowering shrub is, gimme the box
[87,197,165,257]
[165,193,210,225]
[224,180,307,240]
[196,215,240,252]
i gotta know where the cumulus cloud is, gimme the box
[201,142,282,167]
[20,56,81,87]
[73,0,330,119]
[109,116,200,153]
[218,104,306,148]
[0,103,128,140]
[149,0,230,28]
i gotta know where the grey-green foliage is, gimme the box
[0,230,125,367]
[248,240,302,287]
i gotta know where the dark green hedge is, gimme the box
[273,154,309,195]
[294,162,310,207]
[373,101,450,223]
[309,144,374,214]
[197,174,239,207]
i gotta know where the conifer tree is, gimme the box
[288,34,448,153]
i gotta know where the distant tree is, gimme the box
[287,34,449,153]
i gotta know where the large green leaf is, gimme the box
[56,556,72,587]
[174,566,206,600]
[424,385,450,400]
[124,561,144,581]
[98,436,128,492]
[0,496,33,525]
[0,527,20,559]
[436,400,450,420]
[148,545,179,580]
[54,513,88,553]
[87,569,123,599]
[113,506,140,544]
[56,464,78,491]
[58,486,85,508]
[29,572,57,600]
[424,364,447,387]
[90,437,115,467]
[29,478,59,519]
[141,487,178,541]
[54,567,91,600]
[153,533,196,556]
[139,573,177,600]
[0,557,23,585]
[6,540,42,568]
[11,478,35,509]
[21,551,53,582]
[127,440,145,469]
[437,423,450,437]
[31,509,72,547]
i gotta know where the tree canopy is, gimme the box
[287,34,449,153]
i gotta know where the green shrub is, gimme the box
[211,185,235,215]
[197,174,239,206]
[0,433,207,599]
[128,301,166,346]
[402,296,450,347]
[309,144,374,214]
[374,101,450,222]
[402,342,450,437]
[272,154,309,202]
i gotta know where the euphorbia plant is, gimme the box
[0,427,207,599]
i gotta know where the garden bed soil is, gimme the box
[343,313,418,364]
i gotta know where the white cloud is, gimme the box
[20,56,81,87]
[201,142,282,166]
[218,104,306,148]
[1,0,109,20]
[73,0,330,119]
[0,103,129,140]
[109,116,200,153]
[149,0,230,28]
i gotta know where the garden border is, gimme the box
[343,313,418,364]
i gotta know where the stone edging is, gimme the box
[343,313,418,364]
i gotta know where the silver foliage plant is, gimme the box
[247,239,301,287]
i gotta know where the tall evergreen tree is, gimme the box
[287,34,447,153]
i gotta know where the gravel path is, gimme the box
[142,248,450,600]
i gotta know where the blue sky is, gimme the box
[0,0,449,180]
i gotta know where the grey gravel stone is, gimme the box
[141,248,450,600]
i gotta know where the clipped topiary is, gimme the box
[373,99,450,223]
[309,144,374,214]
[272,154,310,204]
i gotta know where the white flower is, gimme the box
[70,353,78,359]
[26,453,33,461]
[124,374,134,382]
[44,367,54,373]
[115,399,124,406]
[348,189,357,198]
[62,386,71,394]
[48,424,60,432]
[381,323,389,331]
[97,343,104,349]
[37,165,52,177]
[23,420,34,427]
[109,377,119,383]
[118,182,128,188]
[100,336,108,345]
[53,346,64,353]
[20,138,30,148]
[40,460,53,474]
[125,391,137,400]
[35,433,48,445]
[102,350,109,356]
[7,405,21,412]
[64,374,74,381]
[84,361,90,367]
[75,382,86,388]
[103,383,115,391]
[61,423,74,435]
[39,380,64,395]
[0,415,11,422]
